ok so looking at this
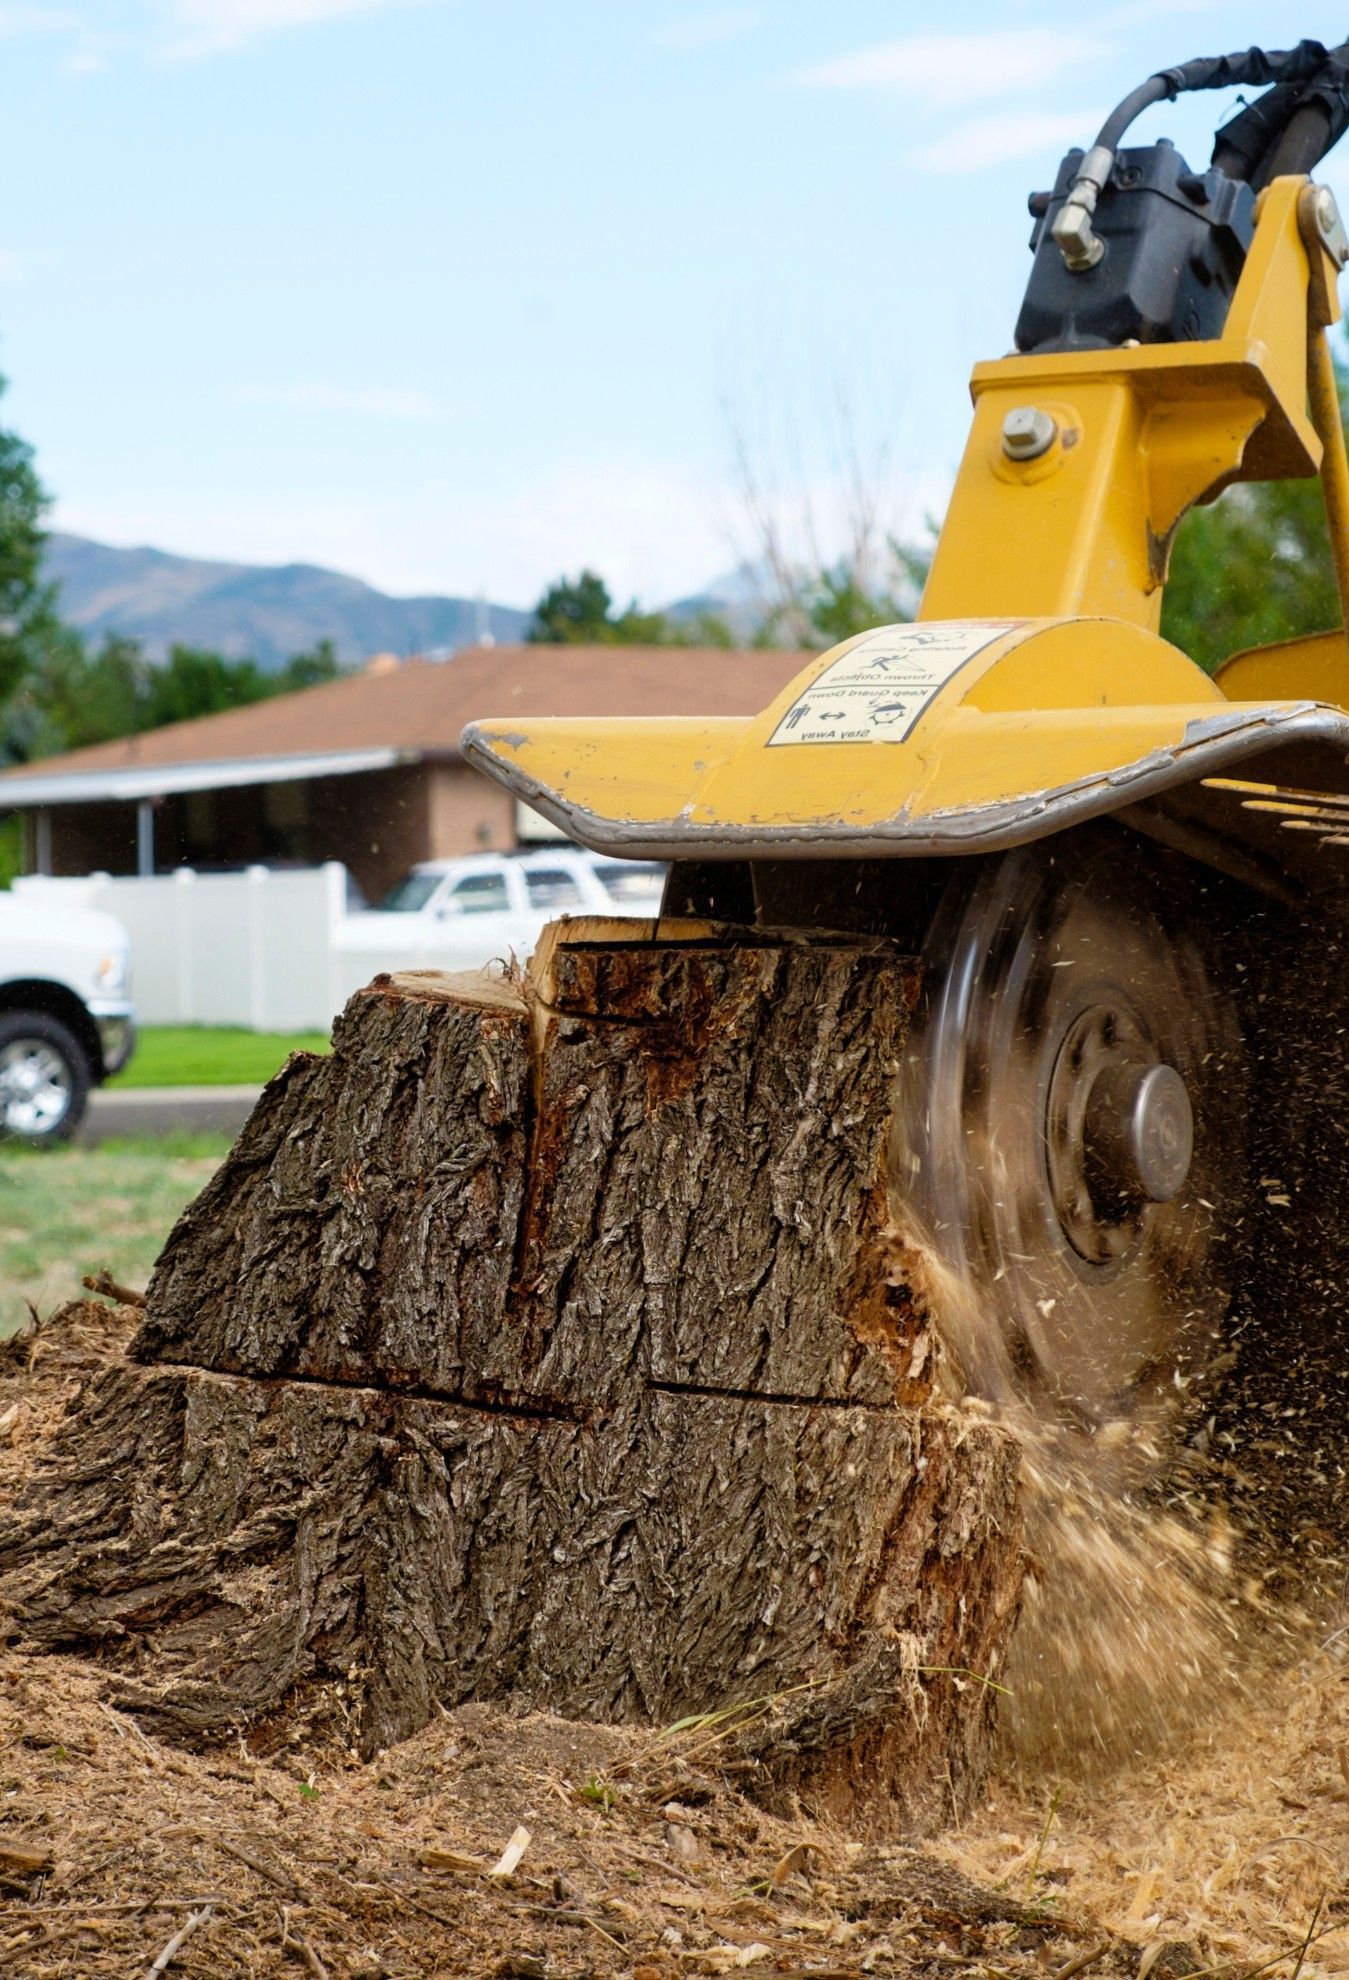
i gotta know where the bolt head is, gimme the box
[1316,185,1349,268]
[1001,406,1058,462]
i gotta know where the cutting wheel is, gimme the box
[894,827,1245,1425]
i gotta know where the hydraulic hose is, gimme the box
[1258,101,1338,182]
[1093,75,1172,154]
[1052,38,1349,270]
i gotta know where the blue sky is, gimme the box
[2,0,1345,608]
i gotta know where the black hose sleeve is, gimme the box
[1160,40,1330,97]
[1092,39,1343,156]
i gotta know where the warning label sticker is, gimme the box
[766,620,1019,747]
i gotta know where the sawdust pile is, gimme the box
[0,1301,1114,1980]
[3,1303,1349,1977]
[2,1596,1347,1980]
[2,1644,1085,1980]
[939,1641,1349,1973]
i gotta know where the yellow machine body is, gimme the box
[465,180,1349,889]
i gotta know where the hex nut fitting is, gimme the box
[1051,199,1107,270]
[1002,405,1058,462]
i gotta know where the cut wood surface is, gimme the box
[0,922,1024,1832]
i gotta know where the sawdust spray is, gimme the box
[895,1234,1304,1777]
[892,901,1349,1776]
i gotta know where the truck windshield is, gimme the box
[377,873,443,913]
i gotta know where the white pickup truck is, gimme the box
[336,848,666,993]
[0,893,136,1141]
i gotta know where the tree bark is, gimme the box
[0,925,1024,1831]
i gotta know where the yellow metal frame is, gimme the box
[465,177,1349,862]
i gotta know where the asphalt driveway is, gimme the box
[82,1084,262,1143]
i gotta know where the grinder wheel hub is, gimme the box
[1102,1060,1194,1205]
[1046,1008,1195,1265]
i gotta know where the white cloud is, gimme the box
[156,0,434,60]
[233,382,436,418]
[0,249,22,282]
[795,27,1108,107]
[911,107,1103,175]
[653,9,760,52]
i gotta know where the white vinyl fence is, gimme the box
[17,866,365,1031]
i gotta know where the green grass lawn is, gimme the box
[0,1133,231,1337]
[109,1024,330,1088]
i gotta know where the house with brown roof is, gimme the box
[0,647,800,901]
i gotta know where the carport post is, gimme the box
[136,798,155,877]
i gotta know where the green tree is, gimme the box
[141,644,271,726]
[18,631,149,756]
[0,372,56,709]
[528,570,617,643]
[749,535,930,650]
[277,636,342,690]
[1160,358,1349,673]
[527,569,714,645]
[9,632,350,758]
[1162,476,1337,673]
[676,609,735,648]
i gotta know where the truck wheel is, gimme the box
[0,1012,92,1144]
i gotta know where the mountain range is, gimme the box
[41,533,534,671]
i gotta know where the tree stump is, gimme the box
[0,922,1024,1831]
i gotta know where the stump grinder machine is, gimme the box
[467,40,1349,1431]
